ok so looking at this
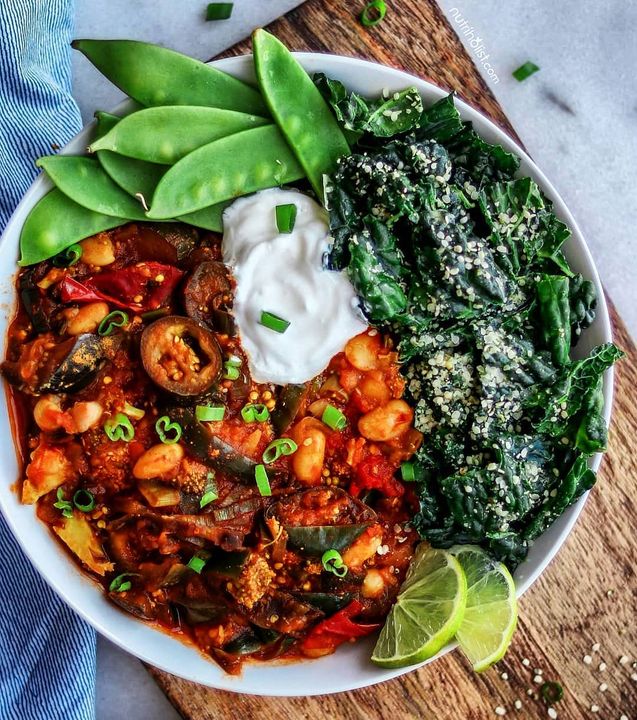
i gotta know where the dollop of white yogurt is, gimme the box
[222,188,366,385]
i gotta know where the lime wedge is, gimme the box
[451,545,518,672]
[371,545,467,668]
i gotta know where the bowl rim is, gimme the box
[0,51,615,696]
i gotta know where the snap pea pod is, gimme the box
[72,39,268,116]
[90,106,270,165]
[93,112,225,232]
[36,156,148,220]
[252,29,350,201]
[147,124,305,219]
[18,189,125,266]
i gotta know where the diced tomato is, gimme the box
[350,454,404,498]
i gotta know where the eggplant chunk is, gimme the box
[39,333,121,393]
[169,407,258,480]
[266,487,377,556]
[134,223,198,264]
[247,591,323,636]
[141,315,222,396]
[271,384,307,435]
[183,261,235,334]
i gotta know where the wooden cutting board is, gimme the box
[148,1,637,717]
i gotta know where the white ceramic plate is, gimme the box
[0,53,615,696]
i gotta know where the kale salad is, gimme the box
[317,76,623,568]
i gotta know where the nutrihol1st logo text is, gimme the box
[449,7,500,84]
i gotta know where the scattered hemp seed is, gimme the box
[583,655,593,665]
[631,672,637,682]
[501,672,509,681]
[548,708,557,719]
[522,658,531,667]
[494,707,506,717]
[592,642,601,652]
[514,700,522,710]
[598,662,607,672]
[598,682,608,692]
[533,675,543,684]
[590,705,599,713]
[619,655,630,665]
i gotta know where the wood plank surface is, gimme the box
[149,1,637,717]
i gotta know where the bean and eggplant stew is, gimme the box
[2,223,423,673]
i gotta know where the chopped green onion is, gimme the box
[226,355,242,367]
[262,438,298,464]
[122,402,145,420]
[223,361,240,380]
[259,310,290,334]
[540,681,564,704]
[195,404,226,422]
[241,403,270,423]
[98,310,129,336]
[200,472,218,509]
[255,464,271,496]
[205,2,233,21]
[359,0,387,27]
[187,551,211,574]
[104,413,135,442]
[109,573,138,593]
[401,462,415,482]
[53,488,73,519]
[140,307,170,322]
[73,489,95,512]
[52,243,82,267]
[321,404,347,431]
[155,415,182,444]
[275,203,297,233]
[321,549,348,578]
[512,61,540,82]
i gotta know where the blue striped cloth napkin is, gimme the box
[0,2,96,719]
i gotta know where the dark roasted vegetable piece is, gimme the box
[109,589,157,620]
[19,269,49,334]
[292,592,353,614]
[169,407,258,480]
[246,591,323,636]
[39,333,121,393]
[271,383,307,435]
[134,223,198,264]
[183,260,235,333]
[204,548,250,578]
[141,316,222,396]
[266,487,376,556]
[175,599,229,624]
[223,627,281,655]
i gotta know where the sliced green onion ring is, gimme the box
[255,464,271,496]
[401,462,415,482]
[321,549,348,578]
[512,61,540,82]
[241,403,270,423]
[262,438,298,464]
[104,412,135,442]
[53,488,73,519]
[321,404,347,431]
[52,243,82,267]
[275,203,297,233]
[98,310,129,336]
[360,0,387,27]
[205,2,233,21]
[155,415,182,444]
[109,573,138,593]
[195,404,226,422]
[73,489,95,512]
[187,551,211,574]
[200,472,218,509]
[122,402,145,420]
[540,681,564,704]
[223,361,240,380]
[259,310,290,334]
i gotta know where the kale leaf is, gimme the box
[322,84,623,569]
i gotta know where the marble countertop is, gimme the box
[71,1,635,717]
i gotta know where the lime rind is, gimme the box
[451,545,518,672]
[371,547,468,669]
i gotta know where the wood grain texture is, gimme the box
[149,1,637,717]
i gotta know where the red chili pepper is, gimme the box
[60,262,183,312]
[301,600,380,652]
[350,454,404,498]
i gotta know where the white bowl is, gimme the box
[0,53,614,696]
